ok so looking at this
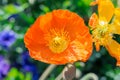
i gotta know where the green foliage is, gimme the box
[0,3,29,20]
[5,68,32,80]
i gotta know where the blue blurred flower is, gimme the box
[21,52,39,80]
[0,30,16,49]
[22,64,39,80]
[8,14,18,21]
[21,51,31,65]
[15,52,39,80]
[0,55,10,78]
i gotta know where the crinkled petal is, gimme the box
[109,24,120,34]
[115,8,120,18]
[89,13,98,30]
[28,43,83,65]
[70,31,93,62]
[24,16,46,47]
[105,38,120,66]
[51,10,87,40]
[110,8,120,34]
[98,0,114,22]
[24,13,52,49]
[28,45,75,65]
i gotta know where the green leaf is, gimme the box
[40,5,50,13]
[0,3,29,20]
[3,3,29,14]
[25,72,32,80]
[5,68,24,80]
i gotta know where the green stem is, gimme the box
[39,64,56,80]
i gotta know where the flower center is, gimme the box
[92,23,112,46]
[45,28,69,53]
[49,36,68,53]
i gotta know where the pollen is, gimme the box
[45,28,69,53]
[49,36,68,53]
[92,23,112,46]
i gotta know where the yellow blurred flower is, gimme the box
[89,0,120,66]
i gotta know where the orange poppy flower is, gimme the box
[24,10,93,65]
[89,0,120,66]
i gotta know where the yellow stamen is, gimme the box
[49,36,68,53]
[92,22,112,46]
[45,28,69,53]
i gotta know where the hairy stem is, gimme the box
[80,73,98,80]
[39,64,56,80]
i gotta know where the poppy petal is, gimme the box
[110,8,120,34]
[29,44,77,64]
[70,31,93,62]
[98,0,114,22]
[51,10,87,40]
[109,24,120,34]
[105,38,120,66]
[89,13,98,30]
[24,16,46,46]
[95,42,100,51]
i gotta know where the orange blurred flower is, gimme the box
[24,10,93,65]
[89,0,120,66]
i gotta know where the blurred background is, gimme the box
[0,0,120,80]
